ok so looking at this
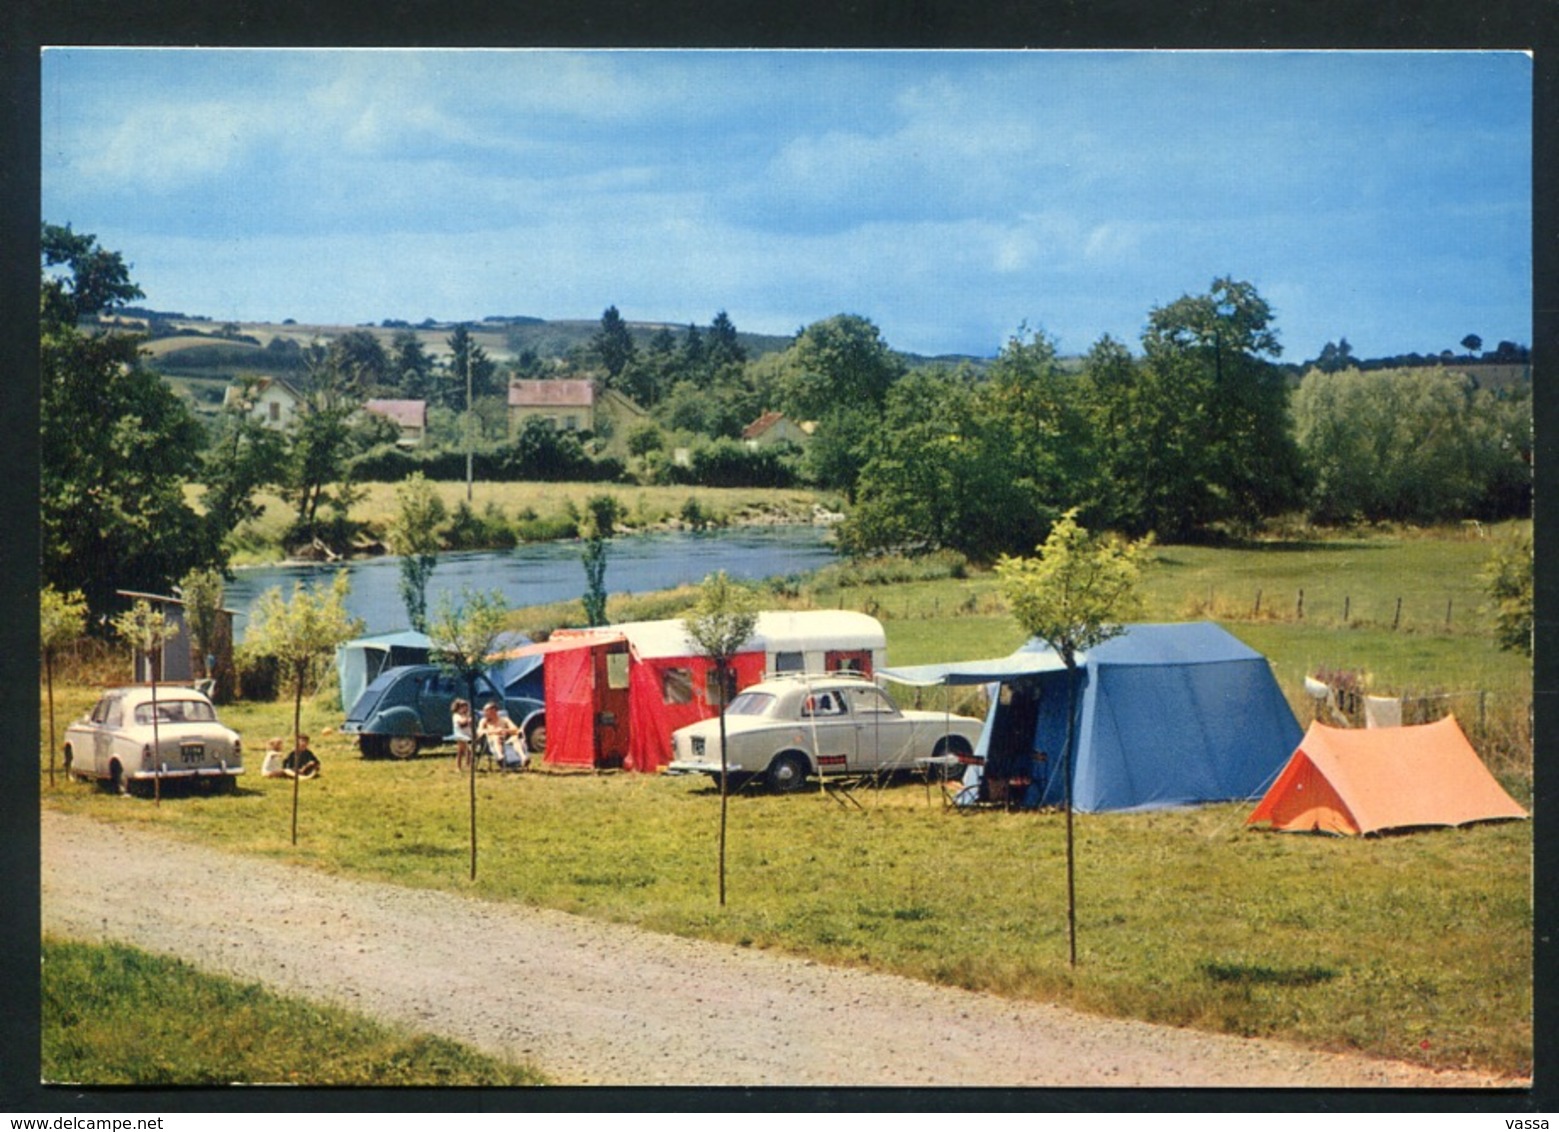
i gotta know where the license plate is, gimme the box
[180,743,205,763]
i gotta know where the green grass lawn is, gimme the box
[40,526,1533,1081]
[42,938,546,1086]
[39,716,1532,1078]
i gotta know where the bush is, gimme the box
[676,495,723,533]
[234,645,279,702]
[443,501,517,550]
[659,438,799,488]
[821,550,969,588]
[1482,534,1533,656]
[515,513,578,542]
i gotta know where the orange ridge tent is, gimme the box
[1246,714,1527,836]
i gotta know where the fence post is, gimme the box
[1446,598,1453,629]
[1343,595,1350,623]
[1296,588,1304,620]
[1393,597,1402,630]
[1479,690,1487,732]
[1253,589,1262,616]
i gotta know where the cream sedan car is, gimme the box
[668,673,982,792]
[63,685,243,796]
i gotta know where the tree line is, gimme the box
[836,279,1530,559]
[42,223,1531,627]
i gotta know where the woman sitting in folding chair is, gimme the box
[477,701,529,771]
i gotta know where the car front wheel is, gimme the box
[388,734,419,760]
[766,752,811,794]
[524,718,546,757]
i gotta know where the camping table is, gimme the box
[819,770,867,810]
[914,754,963,807]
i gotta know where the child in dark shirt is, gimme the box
[283,732,321,778]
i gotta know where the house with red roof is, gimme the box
[362,398,428,447]
[741,410,812,449]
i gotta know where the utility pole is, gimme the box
[465,341,474,503]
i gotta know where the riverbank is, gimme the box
[221,525,845,640]
[224,482,836,567]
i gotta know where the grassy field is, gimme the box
[39,525,1534,1081]
[42,938,547,1086]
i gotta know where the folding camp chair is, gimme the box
[483,730,528,772]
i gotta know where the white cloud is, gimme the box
[73,99,262,188]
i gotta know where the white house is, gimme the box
[222,377,308,431]
[741,410,813,450]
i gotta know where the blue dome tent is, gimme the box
[883,622,1302,813]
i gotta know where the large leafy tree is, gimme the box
[1293,367,1529,524]
[983,327,1092,533]
[779,315,905,501]
[1134,277,1306,537]
[279,360,356,545]
[781,313,904,421]
[202,374,287,545]
[840,368,1043,560]
[1077,334,1141,530]
[41,224,218,618]
[328,330,391,396]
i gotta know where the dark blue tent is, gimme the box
[337,630,433,716]
[884,622,1302,813]
[488,630,544,705]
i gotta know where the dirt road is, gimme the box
[40,810,1525,1089]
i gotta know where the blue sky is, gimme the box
[41,49,1531,360]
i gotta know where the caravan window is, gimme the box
[773,651,804,674]
[606,652,630,690]
[661,667,693,705]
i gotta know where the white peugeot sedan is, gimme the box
[668,673,982,792]
[63,686,243,796]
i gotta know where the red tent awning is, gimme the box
[486,633,626,662]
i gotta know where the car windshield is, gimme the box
[133,699,217,725]
[724,692,776,716]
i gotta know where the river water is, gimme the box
[222,525,840,639]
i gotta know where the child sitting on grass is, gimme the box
[283,733,321,779]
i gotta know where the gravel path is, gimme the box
[41,810,1524,1089]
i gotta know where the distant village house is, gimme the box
[507,379,649,443]
[222,376,307,430]
[362,398,428,446]
[742,410,812,450]
[507,379,597,435]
